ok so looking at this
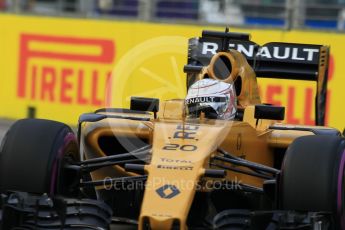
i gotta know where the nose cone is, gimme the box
[138,121,229,230]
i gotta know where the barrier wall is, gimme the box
[0,14,343,131]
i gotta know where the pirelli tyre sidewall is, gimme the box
[0,118,79,196]
[281,135,345,228]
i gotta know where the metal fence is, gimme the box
[3,0,345,31]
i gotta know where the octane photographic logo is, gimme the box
[105,36,234,162]
[102,176,242,192]
[106,36,187,106]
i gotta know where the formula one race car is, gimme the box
[0,29,344,230]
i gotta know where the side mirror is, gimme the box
[130,97,159,119]
[254,104,285,121]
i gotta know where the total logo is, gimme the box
[156,184,180,199]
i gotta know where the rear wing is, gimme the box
[184,30,330,126]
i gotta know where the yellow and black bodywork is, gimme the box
[76,30,343,229]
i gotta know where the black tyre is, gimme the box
[0,118,79,196]
[281,135,345,228]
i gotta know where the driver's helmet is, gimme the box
[185,78,237,120]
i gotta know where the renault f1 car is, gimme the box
[0,29,344,230]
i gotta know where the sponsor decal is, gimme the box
[17,34,115,106]
[200,41,320,63]
[157,165,193,171]
[157,157,194,171]
[160,158,192,164]
[156,184,181,199]
[162,124,200,152]
[152,213,173,218]
[172,123,199,140]
[185,96,226,105]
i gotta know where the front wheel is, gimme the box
[280,135,345,229]
[0,118,80,196]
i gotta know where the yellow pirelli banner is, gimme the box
[0,14,343,131]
